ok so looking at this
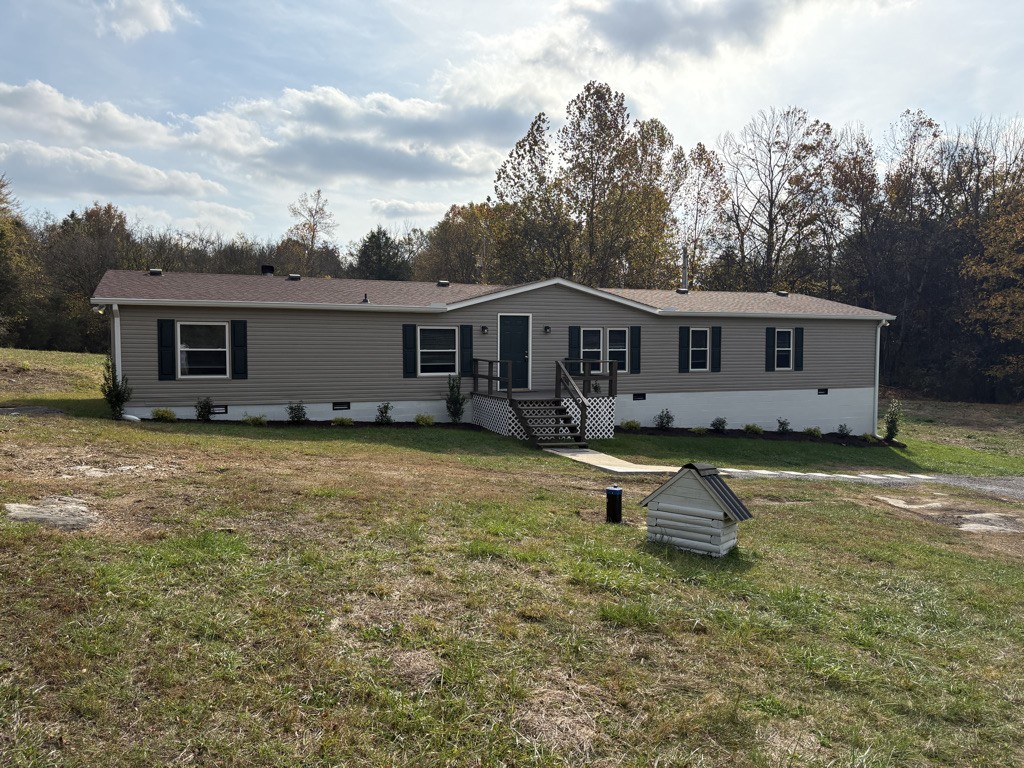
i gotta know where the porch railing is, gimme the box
[554,361,588,440]
[562,359,618,398]
[471,358,512,397]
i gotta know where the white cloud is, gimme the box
[0,80,175,149]
[0,140,224,198]
[95,0,196,42]
[369,199,449,218]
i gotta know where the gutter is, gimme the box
[90,296,896,322]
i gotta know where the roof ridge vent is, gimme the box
[287,273,301,281]
[261,264,275,276]
[436,279,450,287]
[675,287,688,295]
[148,268,162,276]
[775,290,789,297]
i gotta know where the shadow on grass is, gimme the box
[10,393,924,471]
[642,539,757,577]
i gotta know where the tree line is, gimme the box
[1,82,1022,401]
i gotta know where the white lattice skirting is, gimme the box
[471,395,615,440]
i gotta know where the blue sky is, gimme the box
[1,0,1021,247]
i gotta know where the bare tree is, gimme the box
[287,189,338,255]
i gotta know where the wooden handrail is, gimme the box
[562,359,618,397]
[471,358,513,398]
[555,360,589,439]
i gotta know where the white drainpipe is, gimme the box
[873,319,886,436]
[112,304,122,379]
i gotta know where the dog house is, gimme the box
[641,463,752,556]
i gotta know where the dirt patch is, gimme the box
[515,669,606,758]
[4,496,98,530]
[0,406,66,417]
[874,494,1024,534]
[0,361,75,396]
[389,649,441,692]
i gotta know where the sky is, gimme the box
[1,0,1021,247]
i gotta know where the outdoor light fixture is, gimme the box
[543,325,552,334]
[481,325,489,334]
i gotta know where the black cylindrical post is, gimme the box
[606,484,622,524]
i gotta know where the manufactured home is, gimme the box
[92,269,894,443]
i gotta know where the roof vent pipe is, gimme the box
[676,287,688,295]
[775,290,789,297]
[436,280,450,287]
[148,268,162,276]
[361,293,369,304]
[287,273,301,281]
[261,264,275,276]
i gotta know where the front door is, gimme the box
[499,315,530,389]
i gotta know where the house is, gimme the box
[91,269,895,441]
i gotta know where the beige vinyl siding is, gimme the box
[117,284,878,407]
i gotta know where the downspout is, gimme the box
[873,319,885,437]
[112,304,122,380]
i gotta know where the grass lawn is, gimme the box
[2,348,1023,766]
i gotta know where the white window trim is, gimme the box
[176,321,230,379]
[689,327,710,372]
[607,327,629,373]
[775,328,793,371]
[581,327,604,375]
[417,325,459,377]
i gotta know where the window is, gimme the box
[581,328,603,373]
[775,329,793,370]
[690,328,709,371]
[608,328,628,371]
[177,322,228,377]
[418,327,457,375]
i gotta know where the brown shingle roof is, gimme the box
[604,288,893,319]
[93,270,507,307]
[93,270,894,319]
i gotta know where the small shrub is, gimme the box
[710,416,728,433]
[861,432,877,444]
[803,426,822,438]
[331,416,354,427]
[883,399,903,441]
[837,423,853,437]
[375,401,394,425]
[100,355,132,420]
[653,408,675,430]
[446,375,467,423]
[743,423,764,435]
[414,413,435,427]
[776,417,792,434]
[150,408,177,422]
[619,419,642,431]
[690,426,708,436]
[287,401,307,424]
[195,396,214,422]
[242,414,267,426]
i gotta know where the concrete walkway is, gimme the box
[543,447,936,484]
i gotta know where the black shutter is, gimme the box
[402,324,417,378]
[794,327,804,371]
[459,324,473,377]
[765,327,776,372]
[678,326,690,373]
[231,320,248,380]
[158,319,175,381]
[568,325,581,375]
[711,326,722,372]
[629,326,641,374]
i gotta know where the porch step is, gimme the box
[510,399,588,449]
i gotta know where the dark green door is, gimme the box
[499,315,530,389]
